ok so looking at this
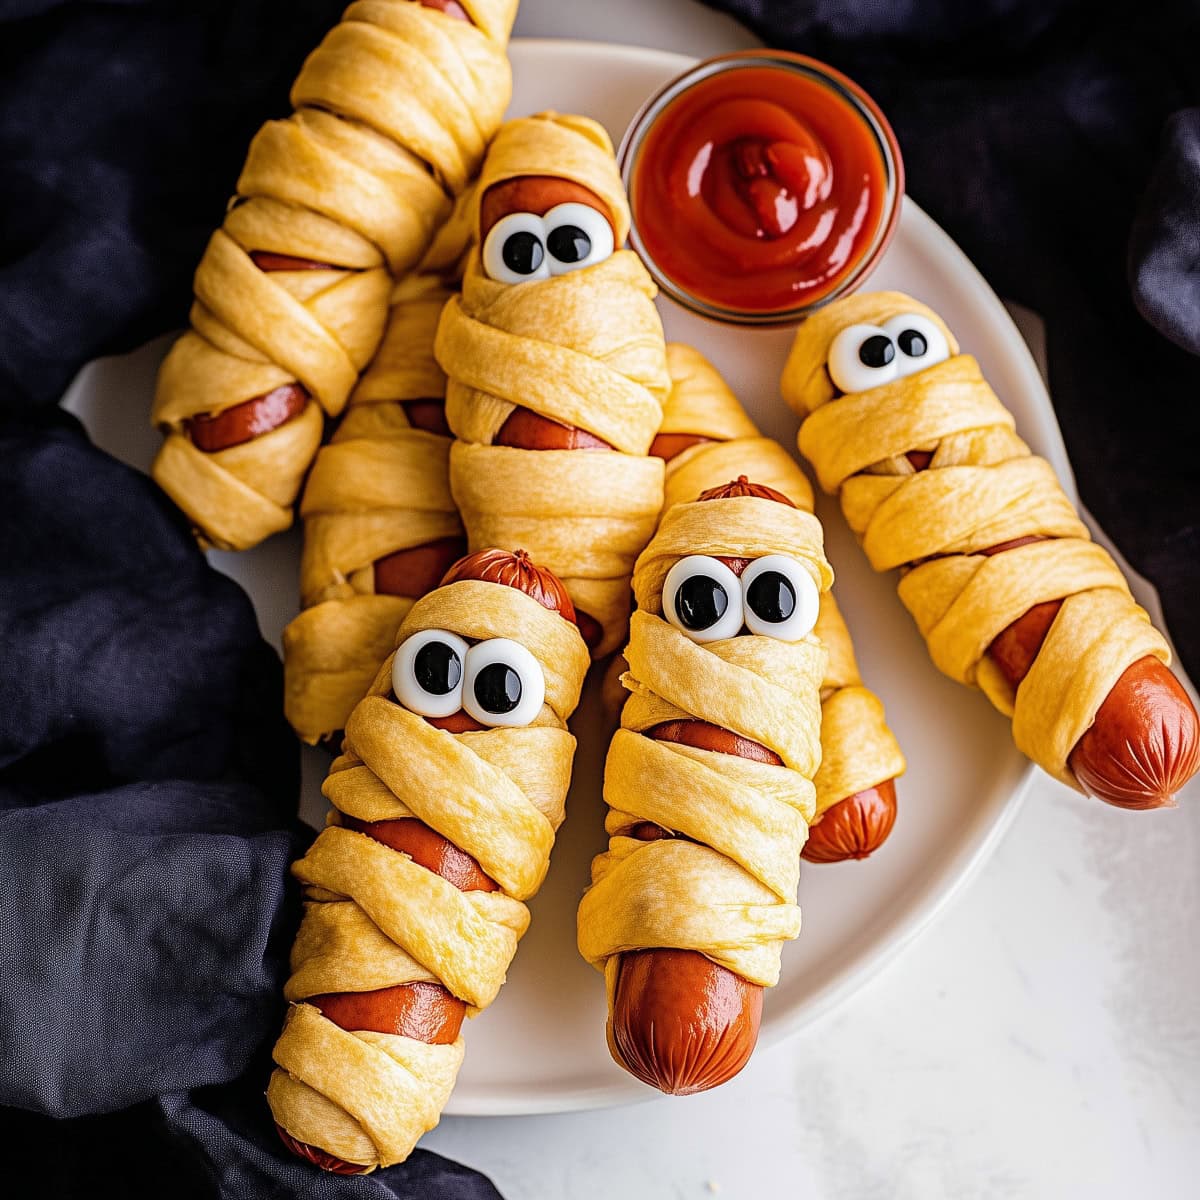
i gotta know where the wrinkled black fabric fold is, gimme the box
[700,0,1200,679]
[0,419,499,1195]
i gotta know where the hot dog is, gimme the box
[477,172,618,642]
[650,345,905,862]
[276,815,490,1174]
[274,547,590,1171]
[402,398,452,437]
[185,383,310,452]
[418,0,472,21]
[185,252,339,450]
[988,597,1199,807]
[605,523,790,1091]
[649,431,714,460]
[608,707,780,1091]
[581,477,832,1095]
[151,0,516,551]
[896,475,1200,808]
[438,112,670,660]
[496,407,613,451]
[249,251,341,272]
[781,291,1199,808]
[372,535,467,599]
[284,273,467,746]
[799,780,897,862]
[184,0,472,462]
[483,173,618,458]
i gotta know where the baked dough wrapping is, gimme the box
[781,291,1171,788]
[436,112,671,656]
[577,494,831,1002]
[151,0,515,550]
[269,576,590,1168]
[658,344,905,818]
[283,270,464,744]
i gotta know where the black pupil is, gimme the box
[474,662,522,714]
[675,575,728,631]
[546,224,591,264]
[746,572,796,625]
[502,230,544,275]
[897,329,928,357]
[859,334,895,368]
[414,642,461,696]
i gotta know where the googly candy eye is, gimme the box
[462,638,546,728]
[882,313,952,378]
[393,628,470,718]
[663,555,744,643]
[739,554,820,642]
[826,323,899,394]
[482,212,551,284]
[541,202,615,275]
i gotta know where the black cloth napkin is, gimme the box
[700,0,1200,681]
[0,413,503,1198]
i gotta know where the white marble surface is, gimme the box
[417,2,1200,1196]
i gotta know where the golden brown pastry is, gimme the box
[781,291,1199,807]
[435,111,671,657]
[577,479,832,1094]
[270,548,590,1171]
[151,0,516,550]
[282,179,479,745]
[283,271,462,744]
[653,344,905,860]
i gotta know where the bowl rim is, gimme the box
[618,48,906,327]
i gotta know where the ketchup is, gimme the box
[628,57,900,316]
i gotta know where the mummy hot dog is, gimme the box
[781,292,1199,807]
[577,479,832,1094]
[435,111,671,656]
[270,548,589,1171]
[151,0,517,550]
[654,344,905,860]
[283,268,465,745]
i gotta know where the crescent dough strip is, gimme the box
[657,345,905,818]
[284,269,466,744]
[270,576,590,1168]
[578,495,830,1001]
[151,0,514,550]
[781,291,1171,787]
[436,113,671,657]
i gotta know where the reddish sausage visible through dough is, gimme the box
[801,779,897,863]
[186,384,309,451]
[973,534,1200,807]
[649,431,715,461]
[250,251,339,272]
[373,536,467,599]
[495,407,612,451]
[403,398,452,436]
[280,550,576,1172]
[606,716,767,1094]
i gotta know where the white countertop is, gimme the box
[420,2,1200,1196]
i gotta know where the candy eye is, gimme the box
[393,628,469,718]
[663,555,744,643]
[827,323,899,394]
[740,554,820,642]
[883,313,951,378]
[541,202,615,275]
[462,638,545,728]
[482,212,550,284]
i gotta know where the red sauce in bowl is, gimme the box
[623,53,902,323]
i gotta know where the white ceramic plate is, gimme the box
[65,38,1082,1116]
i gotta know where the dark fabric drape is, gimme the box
[701,0,1200,680]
